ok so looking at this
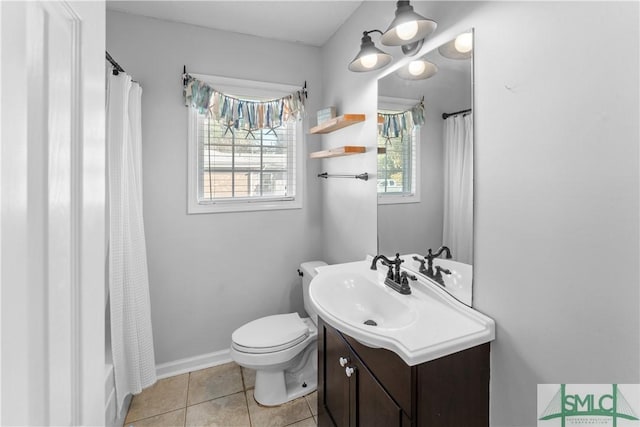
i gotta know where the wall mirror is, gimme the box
[377,29,474,305]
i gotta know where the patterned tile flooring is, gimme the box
[125,362,317,427]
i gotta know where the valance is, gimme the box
[183,74,306,131]
[378,101,425,138]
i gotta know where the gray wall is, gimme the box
[321,1,639,426]
[107,10,324,364]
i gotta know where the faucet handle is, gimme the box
[397,271,415,295]
[381,260,394,280]
[435,266,451,276]
[401,271,417,284]
[434,266,452,286]
[412,256,427,274]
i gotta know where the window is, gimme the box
[377,97,420,205]
[187,75,303,214]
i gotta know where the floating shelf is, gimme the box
[309,146,366,159]
[310,114,365,134]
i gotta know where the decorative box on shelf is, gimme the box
[316,107,336,126]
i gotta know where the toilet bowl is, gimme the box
[230,261,327,406]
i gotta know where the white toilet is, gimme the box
[230,261,327,406]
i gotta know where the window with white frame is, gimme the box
[187,75,303,214]
[377,98,420,204]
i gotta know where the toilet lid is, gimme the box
[232,313,309,354]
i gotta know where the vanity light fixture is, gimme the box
[348,30,393,72]
[381,1,437,56]
[396,59,438,80]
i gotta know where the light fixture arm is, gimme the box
[364,29,384,37]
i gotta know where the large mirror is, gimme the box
[377,30,474,305]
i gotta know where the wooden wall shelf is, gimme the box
[309,146,366,159]
[310,114,365,134]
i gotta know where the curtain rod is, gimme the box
[106,51,125,76]
[182,65,307,99]
[442,108,472,120]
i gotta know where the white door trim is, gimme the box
[0,1,106,425]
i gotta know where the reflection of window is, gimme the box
[187,77,303,214]
[377,109,419,203]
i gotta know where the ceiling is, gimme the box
[107,1,363,47]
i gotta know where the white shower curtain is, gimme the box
[107,70,156,414]
[443,113,473,265]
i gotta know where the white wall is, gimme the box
[322,2,639,426]
[106,10,324,365]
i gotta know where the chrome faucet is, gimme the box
[371,253,414,295]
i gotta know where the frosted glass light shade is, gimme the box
[381,1,437,47]
[396,60,437,80]
[454,33,473,53]
[408,60,426,76]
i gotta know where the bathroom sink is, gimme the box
[309,258,495,366]
[310,272,418,330]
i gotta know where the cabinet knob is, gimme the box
[339,356,349,367]
[345,366,356,378]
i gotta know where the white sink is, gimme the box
[311,272,418,330]
[309,258,495,366]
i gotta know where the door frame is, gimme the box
[0,1,106,424]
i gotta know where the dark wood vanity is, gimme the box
[317,318,490,427]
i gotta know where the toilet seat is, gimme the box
[232,313,309,354]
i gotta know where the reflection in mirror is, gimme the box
[377,30,474,305]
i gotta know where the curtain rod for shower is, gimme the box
[106,51,125,76]
[442,108,472,120]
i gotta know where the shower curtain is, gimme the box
[443,113,473,265]
[107,69,156,414]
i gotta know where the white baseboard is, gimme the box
[155,349,232,380]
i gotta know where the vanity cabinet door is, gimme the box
[320,322,352,427]
[353,356,403,427]
[319,320,404,427]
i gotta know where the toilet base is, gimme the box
[253,370,317,406]
[252,344,317,406]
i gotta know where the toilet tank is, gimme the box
[300,261,327,325]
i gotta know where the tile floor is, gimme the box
[124,362,318,427]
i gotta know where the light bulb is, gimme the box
[395,21,419,41]
[360,54,378,69]
[408,60,426,76]
[454,32,473,53]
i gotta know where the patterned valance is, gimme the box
[378,101,425,138]
[183,74,306,130]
